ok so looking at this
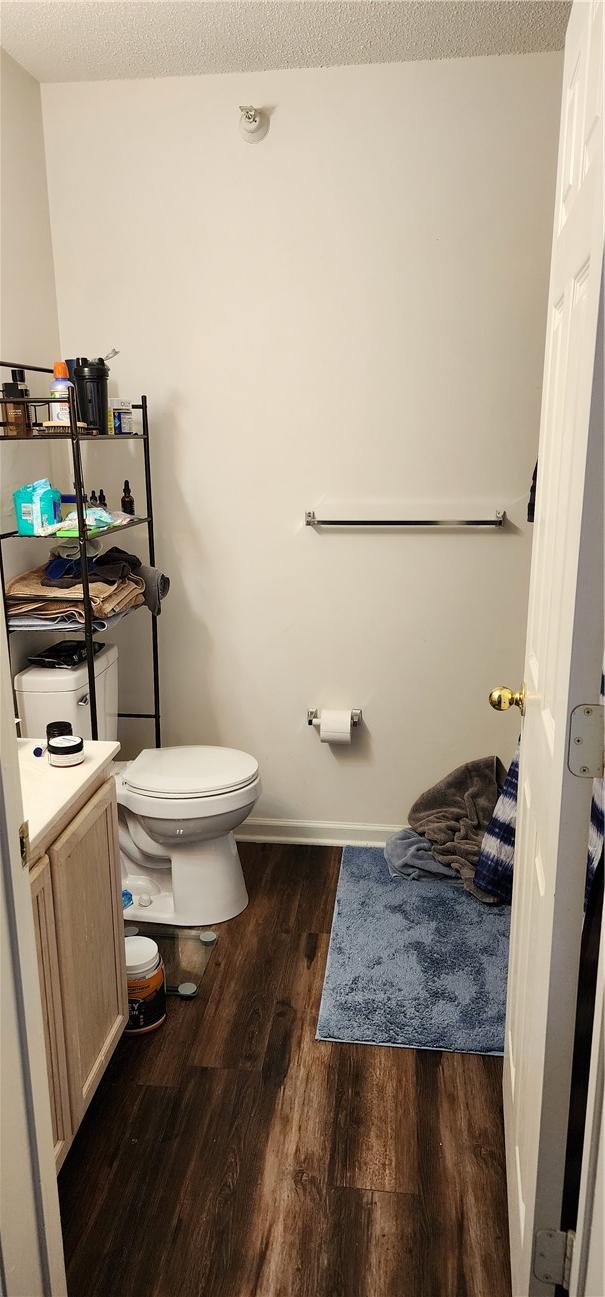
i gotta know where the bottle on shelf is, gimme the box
[121,480,135,516]
[2,369,32,436]
[49,361,74,424]
[98,487,108,508]
[89,489,98,506]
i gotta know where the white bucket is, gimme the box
[124,935,166,1034]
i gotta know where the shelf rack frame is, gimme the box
[0,361,161,745]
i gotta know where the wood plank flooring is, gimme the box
[58,843,511,1297]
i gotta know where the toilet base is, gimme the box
[121,831,249,927]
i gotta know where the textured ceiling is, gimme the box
[1,0,570,83]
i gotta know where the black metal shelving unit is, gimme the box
[0,360,161,745]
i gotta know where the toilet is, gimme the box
[116,745,260,926]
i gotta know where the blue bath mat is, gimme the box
[317,847,510,1055]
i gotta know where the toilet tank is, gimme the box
[14,644,119,741]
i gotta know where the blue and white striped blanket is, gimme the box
[474,675,605,905]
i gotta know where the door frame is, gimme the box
[568,264,605,1297]
[0,613,66,1297]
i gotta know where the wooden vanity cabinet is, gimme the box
[30,855,72,1170]
[30,778,128,1169]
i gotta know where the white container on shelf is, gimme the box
[14,644,118,740]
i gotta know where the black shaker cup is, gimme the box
[73,357,110,434]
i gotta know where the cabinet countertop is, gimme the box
[19,739,120,860]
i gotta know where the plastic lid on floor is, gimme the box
[124,745,259,798]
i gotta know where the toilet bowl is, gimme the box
[116,746,260,926]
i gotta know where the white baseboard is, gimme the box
[236,817,402,848]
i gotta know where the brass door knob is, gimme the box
[489,685,525,715]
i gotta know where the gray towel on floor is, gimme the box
[385,827,460,883]
[138,564,170,615]
[409,755,504,902]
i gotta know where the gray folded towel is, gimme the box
[384,827,461,883]
[138,564,170,616]
[408,755,504,902]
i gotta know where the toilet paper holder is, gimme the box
[307,708,362,728]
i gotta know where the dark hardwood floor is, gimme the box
[58,843,511,1297]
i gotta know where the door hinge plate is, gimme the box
[19,820,30,868]
[568,704,604,777]
[534,1228,575,1288]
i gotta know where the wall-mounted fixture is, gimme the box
[307,708,362,745]
[238,105,269,144]
[305,510,506,528]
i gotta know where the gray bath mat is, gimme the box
[317,846,510,1054]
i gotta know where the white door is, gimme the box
[503,2,604,1294]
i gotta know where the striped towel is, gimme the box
[473,745,519,903]
[474,672,605,905]
[587,750,604,900]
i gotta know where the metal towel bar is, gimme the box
[305,510,506,528]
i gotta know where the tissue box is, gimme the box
[13,479,62,535]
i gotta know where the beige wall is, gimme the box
[0,51,59,367]
[41,53,562,836]
[1,50,60,671]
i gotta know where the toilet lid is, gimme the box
[124,746,259,798]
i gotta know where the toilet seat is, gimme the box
[124,745,259,800]
[117,747,261,823]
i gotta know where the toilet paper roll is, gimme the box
[318,709,352,744]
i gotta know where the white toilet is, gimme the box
[116,745,260,926]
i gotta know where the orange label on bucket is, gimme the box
[126,960,166,1034]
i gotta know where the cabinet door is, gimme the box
[30,854,72,1170]
[50,779,127,1128]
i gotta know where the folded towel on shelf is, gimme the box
[90,546,141,582]
[384,826,461,883]
[52,537,102,560]
[40,546,169,613]
[6,563,144,605]
[137,564,170,615]
[8,592,145,624]
[99,549,169,614]
[409,756,505,903]
[43,546,142,587]
[7,610,134,632]
[6,565,145,621]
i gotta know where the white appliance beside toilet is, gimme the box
[15,644,119,740]
[117,745,260,925]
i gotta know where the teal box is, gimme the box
[13,479,62,535]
